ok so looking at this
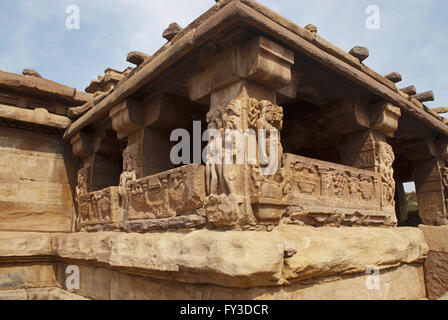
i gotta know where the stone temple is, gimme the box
[0,0,447,300]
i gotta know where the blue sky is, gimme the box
[0,0,446,108]
[0,0,446,191]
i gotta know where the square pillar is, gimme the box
[327,101,401,218]
[188,35,294,227]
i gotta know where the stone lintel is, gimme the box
[323,100,370,134]
[403,139,437,161]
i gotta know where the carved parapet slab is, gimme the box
[76,186,120,231]
[123,164,206,231]
[248,153,396,227]
[283,154,381,210]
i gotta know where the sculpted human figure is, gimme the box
[119,153,137,201]
[75,170,87,203]
[253,100,283,177]
[222,99,244,195]
[205,110,223,195]
[377,142,395,206]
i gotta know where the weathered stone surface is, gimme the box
[0,127,75,232]
[433,106,448,114]
[0,232,52,257]
[418,225,448,299]
[369,102,401,138]
[419,225,448,252]
[383,72,402,83]
[0,104,71,130]
[124,164,206,222]
[76,187,121,232]
[53,261,426,300]
[26,287,89,300]
[0,70,89,105]
[85,67,131,94]
[348,46,369,62]
[22,69,43,79]
[126,51,150,66]
[304,24,317,34]
[0,287,89,300]
[412,90,435,103]
[439,292,448,300]
[401,85,417,96]
[162,23,182,41]
[0,264,57,291]
[424,251,448,300]
[51,225,428,288]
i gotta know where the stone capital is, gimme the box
[109,99,145,139]
[369,102,401,138]
[70,131,94,158]
[188,35,294,102]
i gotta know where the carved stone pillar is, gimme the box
[70,128,121,193]
[189,35,294,227]
[404,139,448,225]
[110,98,174,179]
[327,101,401,218]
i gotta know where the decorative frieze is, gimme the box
[122,164,206,231]
[76,186,120,231]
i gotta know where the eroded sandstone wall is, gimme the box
[0,126,76,232]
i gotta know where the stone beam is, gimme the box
[323,100,370,135]
[0,104,71,131]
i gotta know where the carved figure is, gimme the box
[376,142,395,207]
[205,110,223,195]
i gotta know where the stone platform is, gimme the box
[0,225,429,300]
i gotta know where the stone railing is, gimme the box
[76,157,396,232]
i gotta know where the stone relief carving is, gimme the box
[75,169,88,203]
[125,165,205,221]
[247,99,287,201]
[76,187,120,231]
[441,167,448,211]
[205,110,223,196]
[119,151,137,200]
[284,154,378,209]
[376,141,395,208]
